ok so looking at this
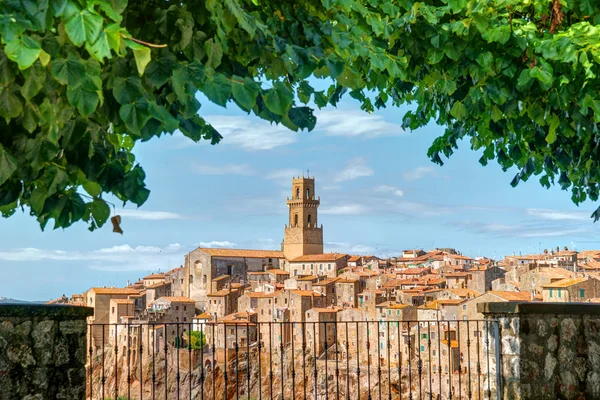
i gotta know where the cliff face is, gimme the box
[88,346,413,400]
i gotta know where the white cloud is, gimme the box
[117,209,184,220]
[266,169,304,180]
[527,208,589,221]
[0,243,185,272]
[325,241,376,254]
[334,158,374,182]
[204,115,297,151]
[402,166,438,181]
[197,241,237,248]
[315,109,405,138]
[375,185,404,197]
[321,204,369,215]
[192,163,254,176]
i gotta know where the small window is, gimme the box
[190,275,194,283]
[112,307,115,314]
[183,317,187,322]
[176,306,179,311]
[420,345,425,352]
[549,289,553,298]
[184,306,187,311]
[558,289,562,298]
[580,289,585,298]
[462,305,466,310]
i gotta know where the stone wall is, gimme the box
[0,304,93,400]
[479,302,600,400]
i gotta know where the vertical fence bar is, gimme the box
[88,325,93,400]
[139,325,143,400]
[176,323,181,400]
[376,320,381,400]
[345,322,350,400]
[291,322,296,400]
[446,321,451,400]
[280,321,285,400]
[493,321,502,400]
[102,325,105,400]
[407,321,412,400]
[427,322,432,400]
[485,320,491,400]
[151,324,156,400]
[386,321,391,400]
[417,322,422,400]
[188,323,193,400]
[269,322,274,400]
[466,320,472,400]
[127,323,131,400]
[114,325,118,400]
[325,321,329,400]
[246,322,250,400]
[224,323,228,400]
[235,324,239,400]
[437,322,442,398]
[367,321,372,400]
[476,321,481,400]
[212,323,216,400]
[356,322,360,400]
[165,326,169,400]
[258,322,262,400]
[335,320,339,400]
[313,322,317,400]
[397,321,402,400]
[302,321,307,400]
[457,320,462,399]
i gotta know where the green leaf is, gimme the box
[38,49,51,67]
[83,181,102,197]
[20,64,46,101]
[288,107,316,131]
[51,56,86,87]
[0,50,15,86]
[5,35,41,70]
[65,10,103,47]
[262,82,293,116]
[145,53,176,87]
[0,90,23,120]
[119,98,152,133]
[66,86,100,116]
[86,30,112,61]
[29,188,47,214]
[546,115,560,144]
[91,198,110,226]
[201,73,231,107]
[231,75,260,111]
[127,40,152,75]
[450,101,468,120]
[204,38,223,69]
[112,76,144,104]
[0,145,18,186]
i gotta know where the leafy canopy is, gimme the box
[2,0,600,231]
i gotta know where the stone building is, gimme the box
[541,276,600,302]
[466,265,505,293]
[206,287,240,320]
[147,296,195,324]
[519,266,574,296]
[282,175,324,260]
[336,279,361,308]
[143,273,166,287]
[86,287,140,348]
[288,253,349,278]
[166,267,186,296]
[305,307,340,355]
[184,248,284,309]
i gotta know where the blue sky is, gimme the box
[2,86,600,301]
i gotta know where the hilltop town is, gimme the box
[53,175,600,375]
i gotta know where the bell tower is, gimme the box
[282,175,324,260]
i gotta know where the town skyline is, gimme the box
[1,93,600,302]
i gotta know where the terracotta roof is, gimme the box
[89,288,140,295]
[314,277,339,286]
[213,275,230,282]
[144,273,166,280]
[536,267,574,278]
[336,279,359,284]
[198,248,284,258]
[291,253,348,262]
[376,302,409,309]
[195,312,211,319]
[291,290,324,297]
[244,292,275,298]
[147,282,169,289]
[158,296,196,303]
[489,291,531,301]
[296,275,318,281]
[445,272,468,278]
[208,289,238,297]
[348,255,361,262]
[110,299,134,304]
[267,269,290,275]
[309,307,341,313]
[446,288,480,298]
[542,277,589,288]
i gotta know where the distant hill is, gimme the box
[0,297,30,304]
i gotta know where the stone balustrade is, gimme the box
[0,304,93,400]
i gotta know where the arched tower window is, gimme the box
[294,214,299,227]
[307,214,312,226]
[296,187,300,199]
[306,188,310,199]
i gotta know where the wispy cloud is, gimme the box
[375,185,404,197]
[527,208,590,221]
[192,163,254,176]
[315,110,405,138]
[403,166,438,181]
[325,241,376,254]
[334,158,374,182]
[197,241,237,248]
[321,204,369,215]
[204,115,297,151]
[117,209,184,220]
[0,243,185,272]
[455,220,589,239]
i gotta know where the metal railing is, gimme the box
[87,320,501,400]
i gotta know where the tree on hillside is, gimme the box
[2,0,600,231]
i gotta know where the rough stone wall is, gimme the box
[0,304,93,400]
[480,302,600,400]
